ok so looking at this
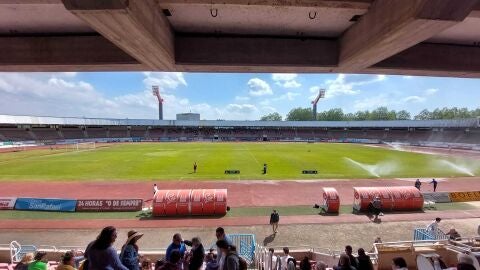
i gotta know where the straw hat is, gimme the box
[125,230,144,245]
[21,253,34,264]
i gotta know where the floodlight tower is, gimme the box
[152,85,164,120]
[311,89,326,120]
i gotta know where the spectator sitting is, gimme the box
[315,261,327,270]
[446,228,461,240]
[205,253,219,270]
[157,250,181,270]
[299,257,311,270]
[28,251,48,270]
[391,257,408,270]
[85,226,128,270]
[166,234,186,262]
[340,246,358,269]
[120,230,144,270]
[333,254,356,270]
[57,251,76,270]
[356,249,373,270]
[14,253,34,270]
[184,237,205,270]
[457,254,476,270]
[141,259,151,270]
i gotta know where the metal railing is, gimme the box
[413,228,448,241]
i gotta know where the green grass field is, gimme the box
[0,142,478,181]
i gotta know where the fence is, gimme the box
[413,228,448,241]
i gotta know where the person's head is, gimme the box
[302,256,309,262]
[126,230,144,246]
[273,210,277,213]
[283,247,289,255]
[154,184,157,186]
[169,250,181,264]
[436,217,442,223]
[338,254,351,267]
[268,248,275,254]
[230,245,237,252]
[172,233,182,245]
[345,245,353,255]
[142,259,151,270]
[216,239,229,254]
[458,254,474,266]
[34,251,47,263]
[315,261,327,270]
[374,237,382,243]
[216,227,225,239]
[62,251,75,266]
[449,228,457,234]
[94,226,117,249]
[357,248,366,256]
[20,253,34,264]
[392,257,407,269]
[192,237,201,247]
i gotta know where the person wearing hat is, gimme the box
[120,230,144,270]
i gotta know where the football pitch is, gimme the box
[0,142,478,181]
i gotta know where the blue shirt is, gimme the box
[85,242,129,270]
[165,242,186,262]
[120,245,139,270]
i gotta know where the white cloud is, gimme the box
[403,96,426,103]
[142,72,187,91]
[425,88,439,96]
[353,95,393,110]
[275,92,301,101]
[271,73,301,88]
[310,74,388,99]
[402,76,413,79]
[261,106,277,113]
[226,103,258,113]
[248,78,273,96]
[234,96,250,102]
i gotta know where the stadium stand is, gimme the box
[0,115,479,151]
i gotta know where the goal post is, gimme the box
[67,142,96,151]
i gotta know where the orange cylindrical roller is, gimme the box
[214,189,228,215]
[322,187,340,213]
[353,186,423,212]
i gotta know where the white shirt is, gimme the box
[265,253,279,270]
[427,221,438,232]
[154,185,159,194]
[280,255,292,270]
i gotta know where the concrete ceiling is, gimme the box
[0,0,480,78]
[161,4,366,37]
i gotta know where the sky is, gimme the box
[0,72,479,120]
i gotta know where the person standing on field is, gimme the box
[270,210,279,234]
[430,178,438,192]
[263,163,268,174]
[193,162,198,173]
[415,179,422,190]
[153,184,158,195]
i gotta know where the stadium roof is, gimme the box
[0,114,478,128]
[1,0,480,77]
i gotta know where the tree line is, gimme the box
[260,107,480,121]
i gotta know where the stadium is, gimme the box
[2,1,480,270]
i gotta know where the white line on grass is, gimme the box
[243,145,260,165]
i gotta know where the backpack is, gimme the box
[227,253,248,270]
[287,258,296,270]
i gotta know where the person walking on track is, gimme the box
[270,210,279,234]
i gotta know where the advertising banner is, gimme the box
[14,198,77,212]
[449,191,480,202]
[0,197,17,210]
[76,199,143,212]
